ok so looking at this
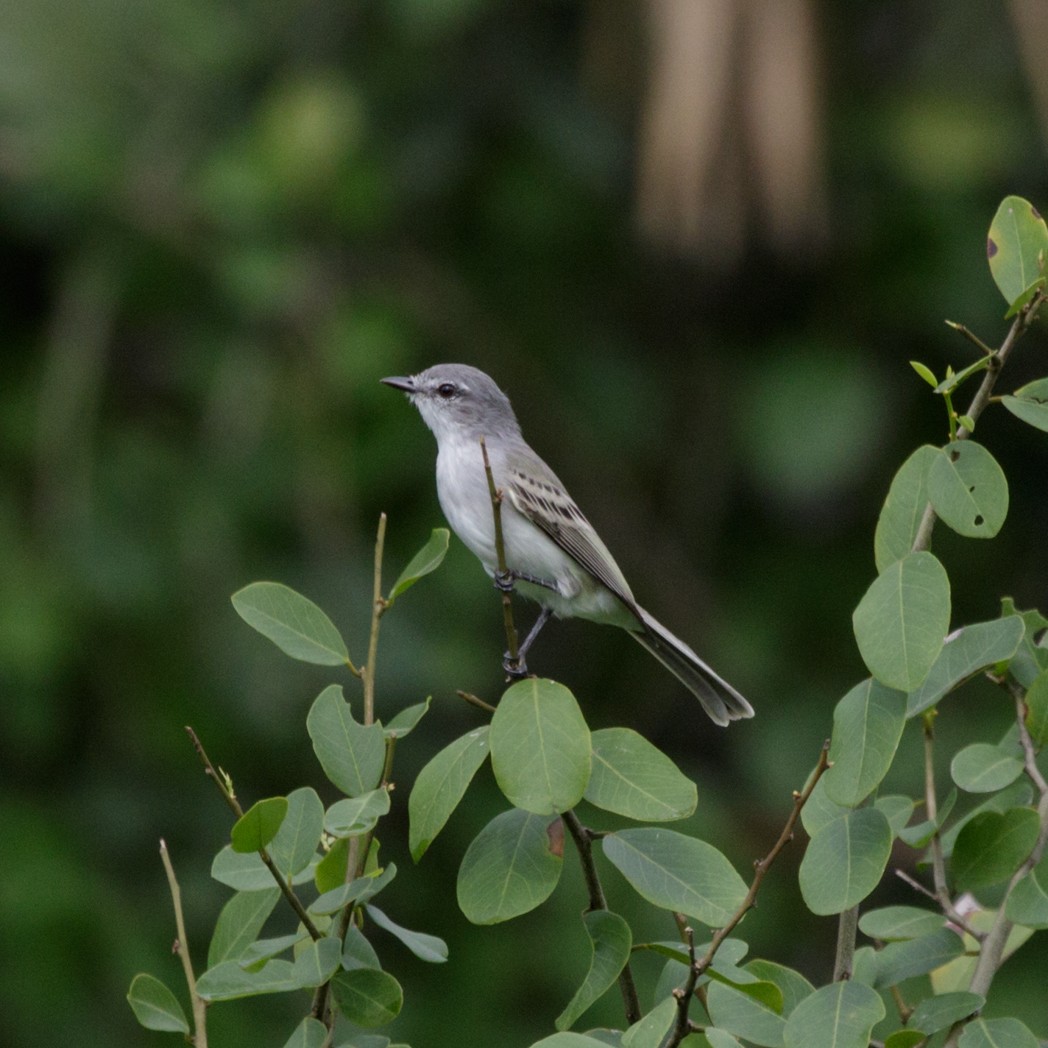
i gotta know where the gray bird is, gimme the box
[382,363,753,726]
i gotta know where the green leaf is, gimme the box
[987,195,1048,307]
[622,996,676,1047]
[898,787,957,848]
[342,923,381,970]
[876,795,915,837]
[311,864,396,916]
[231,796,288,853]
[927,441,1009,539]
[871,927,965,988]
[210,845,315,891]
[909,361,938,388]
[290,937,342,989]
[330,968,404,1027]
[238,933,302,968]
[127,973,190,1034]
[852,551,950,691]
[384,697,431,739]
[457,808,563,924]
[408,726,490,861]
[824,679,907,806]
[1002,376,1048,434]
[950,743,1024,793]
[584,727,697,822]
[231,581,349,665]
[874,445,938,572]
[530,1035,617,1048]
[555,910,632,1031]
[783,981,884,1048]
[959,1017,1040,1048]
[908,992,984,1034]
[884,1031,925,1048]
[706,960,815,1047]
[1000,600,1048,688]
[314,837,349,893]
[858,905,943,942]
[208,888,281,967]
[799,807,892,915]
[1025,669,1048,747]
[281,1017,327,1048]
[489,678,591,815]
[1005,856,1048,928]
[324,789,391,838]
[365,904,448,963]
[952,807,1040,889]
[196,958,298,1000]
[387,527,450,603]
[907,616,1025,716]
[939,782,1032,856]
[799,776,849,837]
[307,684,386,797]
[602,828,747,927]
[268,787,325,877]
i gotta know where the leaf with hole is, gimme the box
[307,685,386,797]
[987,195,1048,308]
[927,441,1008,539]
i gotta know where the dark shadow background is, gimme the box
[3,1,1048,1044]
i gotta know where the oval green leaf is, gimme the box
[408,726,490,861]
[196,958,298,1000]
[1024,669,1048,747]
[783,981,884,1048]
[281,1017,327,1048]
[987,195,1048,307]
[927,441,1008,539]
[208,887,281,967]
[874,445,938,572]
[799,807,892,915]
[457,808,563,924]
[858,905,944,942]
[490,678,591,815]
[324,788,391,838]
[951,743,1024,794]
[290,937,342,989]
[231,581,349,665]
[231,796,288,853]
[1005,856,1048,928]
[555,910,632,1031]
[387,527,450,603]
[1002,376,1048,434]
[871,927,965,989]
[852,551,950,691]
[268,786,325,877]
[958,1017,1040,1048]
[602,827,747,927]
[584,727,697,821]
[824,679,907,807]
[307,684,386,797]
[952,807,1040,890]
[908,992,984,1035]
[127,973,190,1034]
[907,616,1025,716]
[330,967,403,1027]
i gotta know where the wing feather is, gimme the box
[504,468,637,608]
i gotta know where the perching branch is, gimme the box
[479,436,521,670]
[361,512,388,725]
[160,839,208,1048]
[669,741,832,1046]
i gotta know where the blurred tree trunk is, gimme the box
[630,0,828,266]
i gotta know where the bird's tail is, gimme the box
[630,607,754,727]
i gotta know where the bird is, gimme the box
[381,363,753,726]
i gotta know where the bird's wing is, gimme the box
[504,465,637,608]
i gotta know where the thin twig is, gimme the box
[912,292,1045,553]
[160,839,208,1048]
[479,436,520,668]
[669,742,832,1045]
[185,726,323,941]
[456,689,497,714]
[562,809,642,1024]
[362,513,388,724]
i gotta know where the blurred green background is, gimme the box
[4,1,1048,1044]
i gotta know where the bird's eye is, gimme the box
[437,383,457,399]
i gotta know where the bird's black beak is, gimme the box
[380,375,415,394]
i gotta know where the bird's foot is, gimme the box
[493,568,559,594]
[502,651,531,679]
[494,569,516,594]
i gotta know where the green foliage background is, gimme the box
[3,3,1048,1044]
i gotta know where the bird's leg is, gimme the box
[503,606,553,678]
[493,568,560,594]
